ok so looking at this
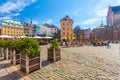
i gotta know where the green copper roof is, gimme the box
[1,20,24,28]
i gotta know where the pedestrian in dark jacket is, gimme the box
[107,40,111,48]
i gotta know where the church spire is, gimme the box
[30,17,32,24]
[100,21,103,27]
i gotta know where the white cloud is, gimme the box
[67,8,81,17]
[0,0,37,21]
[0,16,12,20]
[82,0,120,26]
[0,13,20,21]
[0,0,37,14]
[83,18,100,25]
[74,22,81,26]
[32,20,39,24]
[43,19,53,24]
[12,13,20,16]
[90,8,107,18]
[91,0,120,18]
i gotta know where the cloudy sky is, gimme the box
[0,0,120,29]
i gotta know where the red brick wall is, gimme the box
[107,6,114,27]
[113,30,120,40]
[91,27,113,40]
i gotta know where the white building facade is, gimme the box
[38,25,58,37]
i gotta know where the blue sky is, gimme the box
[0,0,120,29]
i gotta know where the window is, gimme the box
[105,30,108,35]
[67,32,69,35]
[63,27,65,30]
[63,23,64,25]
[63,32,65,35]
[101,30,105,35]
[67,23,69,26]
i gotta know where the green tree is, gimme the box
[17,38,40,57]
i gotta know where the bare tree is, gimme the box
[73,25,83,41]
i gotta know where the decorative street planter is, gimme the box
[48,48,61,62]
[17,38,41,74]
[48,39,61,62]
[0,47,4,57]
[0,40,11,60]
[20,53,40,74]
[5,48,11,60]
[11,50,21,65]
[3,48,10,60]
[9,40,21,65]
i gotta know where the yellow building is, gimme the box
[1,20,24,37]
[60,15,73,41]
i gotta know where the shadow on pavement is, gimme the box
[42,60,52,67]
[0,70,22,80]
[0,63,12,70]
[0,58,5,61]
[0,58,12,70]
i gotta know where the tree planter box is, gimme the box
[3,48,7,59]
[11,50,21,65]
[20,53,40,74]
[7,49,12,60]
[3,48,11,60]
[48,48,61,62]
[0,47,4,57]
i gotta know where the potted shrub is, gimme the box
[20,38,40,74]
[10,40,21,65]
[0,40,10,60]
[48,39,61,62]
[0,40,4,57]
[6,40,14,60]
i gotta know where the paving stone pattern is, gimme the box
[0,58,23,80]
[0,44,120,80]
[28,44,120,80]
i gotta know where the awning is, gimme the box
[0,35,13,38]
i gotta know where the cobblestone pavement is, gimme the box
[28,44,120,80]
[0,58,24,80]
[0,44,120,80]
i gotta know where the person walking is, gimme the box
[107,40,111,48]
